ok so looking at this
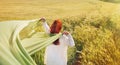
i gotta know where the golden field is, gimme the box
[1,0,120,65]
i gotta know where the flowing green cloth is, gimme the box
[0,19,62,65]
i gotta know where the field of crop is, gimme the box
[0,0,120,65]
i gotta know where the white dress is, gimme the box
[42,22,75,65]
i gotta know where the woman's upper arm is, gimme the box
[42,22,50,34]
[63,34,75,47]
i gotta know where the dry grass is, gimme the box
[0,0,117,21]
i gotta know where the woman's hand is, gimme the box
[62,31,69,35]
[39,17,46,22]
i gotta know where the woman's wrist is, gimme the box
[62,31,69,35]
[39,17,46,22]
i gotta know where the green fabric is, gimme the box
[0,20,62,65]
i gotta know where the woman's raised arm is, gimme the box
[39,17,50,34]
[62,31,75,47]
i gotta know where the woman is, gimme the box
[40,18,75,65]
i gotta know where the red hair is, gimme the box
[50,19,62,45]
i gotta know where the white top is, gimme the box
[43,22,75,65]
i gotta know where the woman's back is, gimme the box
[44,34,74,65]
[39,18,75,65]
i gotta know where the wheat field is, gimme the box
[0,0,120,65]
[0,0,118,21]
